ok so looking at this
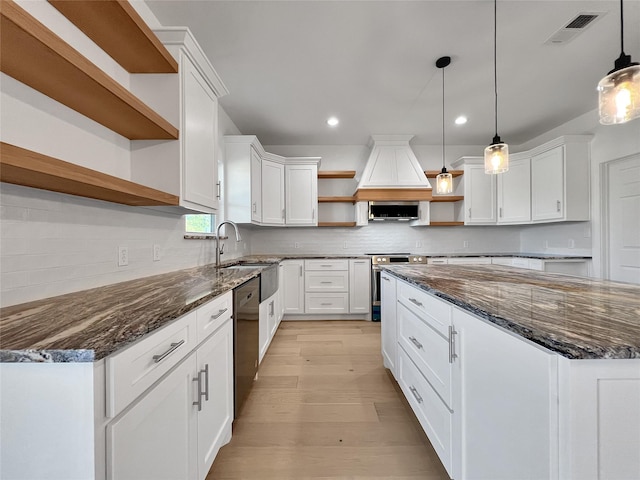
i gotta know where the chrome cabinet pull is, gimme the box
[409,336,423,349]
[252,202,257,213]
[193,372,203,411]
[152,339,185,363]
[408,298,423,307]
[449,325,458,363]
[282,209,285,219]
[499,207,503,218]
[382,276,391,282]
[211,308,228,320]
[299,265,303,276]
[321,302,332,306]
[320,281,332,284]
[556,200,561,212]
[320,264,332,267]
[203,364,209,402]
[216,181,221,199]
[269,301,274,316]
[409,385,423,404]
[468,208,471,217]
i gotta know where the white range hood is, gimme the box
[355,135,432,201]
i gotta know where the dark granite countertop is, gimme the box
[425,253,591,259]
[0,255,370,363]
[382,265,639,360]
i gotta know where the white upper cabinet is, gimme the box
[261,154,285,225]
[285,161,319,226]
[531,136,591,223]
[131,28,228,213]
[225,135,265,224]
[452,158,496,225]
[497,155,531,224]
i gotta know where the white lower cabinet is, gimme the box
[349,259,371,313]
[452,307,557,480]
[380,271,397,373]
[108,319,233,480]
[281,259,305,314]
[108,355,199,480]
[383,273,639,480]
[259,292,278,363]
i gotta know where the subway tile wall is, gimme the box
[0,184,250,307]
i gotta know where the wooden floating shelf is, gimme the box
[318,196,356,203]
[318,170,356,179]
[0,0,178,140]
[430,195,464,203]
[425,170,464,178]
[429,221,465,226]
[0,143,180,207]
[317,222,357,227]
[48,0,178,73]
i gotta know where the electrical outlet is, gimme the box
[153,244,161,261]
[343,241,348,249]
[118,246,128,267]
[294,242,300,249]
[568,239,575,249]
[544,240,549,249]
[463,240,469,248]
[415,240,422,248]
[584,226,591,238]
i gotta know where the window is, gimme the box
[185,214,215,234]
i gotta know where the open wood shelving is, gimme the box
[48,0,178,74]
[429,221,465,227]
[0,143,180,207]
[430,195,464,203]
[0,0,178,140]
[318,196,357,203]
[317,170,356,179]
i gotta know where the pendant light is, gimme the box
[484,0,509,174]
[436,56,453,195]
[597,0,640,125]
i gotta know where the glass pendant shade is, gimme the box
[598,63,640,125]
[436,168,453,195]
[484,138,509,174]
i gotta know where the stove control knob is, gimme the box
[418,257,423,262]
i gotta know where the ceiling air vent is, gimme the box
[544,12,605,45]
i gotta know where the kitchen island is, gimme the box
[380,264,640,480]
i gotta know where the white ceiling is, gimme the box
[145,0,640,146]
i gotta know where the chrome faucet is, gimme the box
[215,221,242,267]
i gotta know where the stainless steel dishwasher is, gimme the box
[233,277,260,418]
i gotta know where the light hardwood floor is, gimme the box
[206,320,451,480]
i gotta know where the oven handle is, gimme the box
[371,267,379,306]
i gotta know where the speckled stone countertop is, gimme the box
[382,265,639,360]
[425,253,591,259]
[0,255,370,363]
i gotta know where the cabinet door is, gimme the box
[497,156,531,224]
[196,321,233,478]
[261,159,285,225]
[268,297,278,338]
[531,146,564,222]
[250,147,262,223]
[380,271,397,374]
[464,164,496,224]
[285,164,318,225]
[259,300,269,363]
[107,355,198,480]
[349,259,371,314]
[281,260,305,314]
[182,54,219,211]
[452,308,558,480]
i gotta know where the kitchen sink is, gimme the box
[222,263,278,301]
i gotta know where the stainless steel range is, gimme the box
[368,253,428,321]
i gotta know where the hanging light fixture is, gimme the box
[484,0,509,174]
[436,56,453,195]
[598,0,640,125]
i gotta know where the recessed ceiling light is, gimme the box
[327,116,339,127]
[455,116,468,125]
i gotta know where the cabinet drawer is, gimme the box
[197,291,233,343]
[398,303,452,407]
[491,257,514,266]
[305,259,349,271]
[397,281,451,338]
[106,311,198,418]
[305,271,349,292]
[305,293,349,313]
[397,347,452,475]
